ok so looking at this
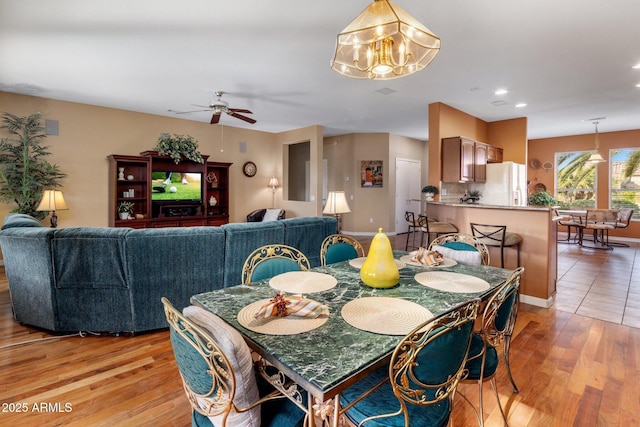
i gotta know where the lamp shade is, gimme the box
[585,120,607,164]
[323,191,351,215]
[331,0,440,79]
[36,190,68,211]
[268,177,279,188]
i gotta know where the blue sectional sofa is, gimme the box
[0,213,337,333]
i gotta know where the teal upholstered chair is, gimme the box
[241,244,311,284]
[428,233,490,265]
[162,298,306,427]
[461,267,524,427]
[320,234,365,266]
[339,299,480,427]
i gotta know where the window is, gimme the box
[610,148,640,219]
[555,151,597,209]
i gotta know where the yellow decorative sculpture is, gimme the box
[360,228,400,288]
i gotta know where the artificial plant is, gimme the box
[0,112,66,219]
[155,133,204,164]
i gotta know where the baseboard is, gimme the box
[521,293,555,308]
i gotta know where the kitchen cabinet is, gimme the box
[487,145,503,163]
[441,136,488,183]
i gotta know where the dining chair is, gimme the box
[459,267,525,427]
[428,233,490,265]
[578,209,618,250]
[605,208,634,247]
[241,244,311,284]
[553,209,583,245]
[161,297,307,427]
[320,233,365,266]
[419,214,458,247]
[339,299,481,427]
[470,223,522,268]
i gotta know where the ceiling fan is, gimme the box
[172,91,256,124]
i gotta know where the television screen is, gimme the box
[151,171,202,201]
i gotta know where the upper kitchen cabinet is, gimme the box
[441,136,487,183]
[487,145,503,163]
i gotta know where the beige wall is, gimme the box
[323,132,425,234]
[0,91,322,228]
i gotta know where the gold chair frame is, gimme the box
[320,234,365,266]
[161,298,306,426]
[339,299,480,426]
[428,233,491,266]
[241,244,311,284]
[470,223,521,268]
[460,267,525,427]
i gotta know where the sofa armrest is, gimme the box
[247,209,266,222]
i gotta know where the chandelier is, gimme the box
[331,0,440,80]
[586,120,606,164]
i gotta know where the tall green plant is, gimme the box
[0,112,66,219]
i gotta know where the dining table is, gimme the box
[191,250,514,426]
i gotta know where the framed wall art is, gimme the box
[360,160,383,187]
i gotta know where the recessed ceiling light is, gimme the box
[633,63,640,69]
[491,100,508,106]
[636,83,640,88]
[515,103,527,108]
[494,89,508,95]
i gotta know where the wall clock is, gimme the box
[242,161,257,177]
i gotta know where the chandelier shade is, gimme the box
[331,0,440,79]
[585,120,607,164]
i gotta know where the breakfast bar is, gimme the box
[425,201,558,307]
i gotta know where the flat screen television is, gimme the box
[151,171,202,202]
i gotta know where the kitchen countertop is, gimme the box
[427,201,554,212]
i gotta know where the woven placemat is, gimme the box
[414,271,490,293]
[269,271,338,294]
[237,299,329,335]
[399,254,457,268]
[341,297,433,336]
[348,257,406,270]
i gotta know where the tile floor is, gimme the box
[555,237,640,327]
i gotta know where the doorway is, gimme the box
[395,158,421,235]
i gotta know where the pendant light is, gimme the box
[331,0,440,80]
[586,119,606,164]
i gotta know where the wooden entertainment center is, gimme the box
[108,151,232,228]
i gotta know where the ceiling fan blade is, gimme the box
[210,113,221,124]
[169,109,211,114]
[229,111,256,124]
[228,108,253,114]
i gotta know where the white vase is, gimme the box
[118,212,129,220]
[424,193,435,201]
[209,196,217,206]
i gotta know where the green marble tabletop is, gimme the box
[191,251,512,401]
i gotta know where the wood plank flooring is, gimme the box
[1,235,639,426]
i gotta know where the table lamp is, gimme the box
[36,190,68,228]
[323,191,351,233]
[268,177,279,208]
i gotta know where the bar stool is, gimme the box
[404,211,423,251]
[419,214,458,247]
[470,223,522,268]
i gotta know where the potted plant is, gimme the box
[0,112,66,219]
[528,190,558,206]
[468,190,482,202]
[154,133,204,164]
[117,201,135,220]
[421,185,439,201]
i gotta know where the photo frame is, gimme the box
[360,160,383,187]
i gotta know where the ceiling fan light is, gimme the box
[331,0,440,80]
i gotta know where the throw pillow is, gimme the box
[262,208,281,222]
[183,305,261,427]
[431,244,482,265]
[1,213,44,230]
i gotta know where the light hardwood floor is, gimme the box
[1,236,639,426]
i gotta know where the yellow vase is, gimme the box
[360,228,400,288]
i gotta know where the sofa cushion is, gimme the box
[262,208,283,222]
[183,305,261,427]
[283,217,338,267]
[1,213,44,230]
[431,244,482,265]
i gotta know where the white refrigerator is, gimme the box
[481,162,528,206]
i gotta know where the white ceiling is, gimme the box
[1,0,639,141]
